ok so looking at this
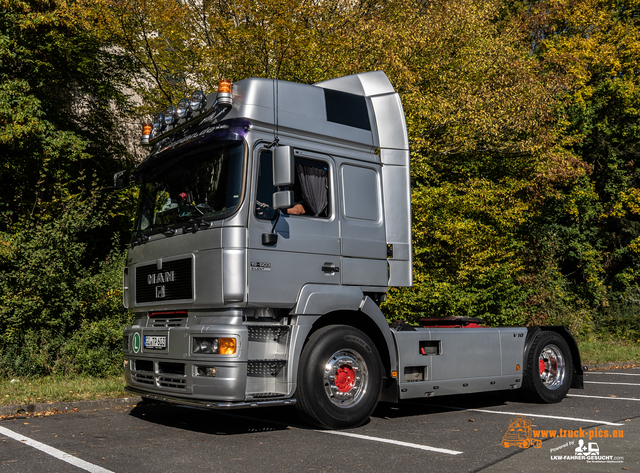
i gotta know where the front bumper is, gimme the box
[126,386,296,409]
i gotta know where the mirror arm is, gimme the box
[262,209,281,246]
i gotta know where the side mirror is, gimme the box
[113,170,130,190]
[273,146,294,187]
[273,190,293,210]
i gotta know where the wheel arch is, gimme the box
[308,309,393,377]
[524,326,583,389]
[288,285,398,402]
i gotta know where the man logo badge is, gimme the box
[148,271,175,284]
[156,286,165,298]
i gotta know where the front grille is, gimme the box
[135,258,193,304]
[123,335,129,351]
[158,376,187,389]
[132,373,154,385]
[151,318,187,328]
[130,359,187,389]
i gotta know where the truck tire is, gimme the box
[295,325,383,429]
[522,331,573,403]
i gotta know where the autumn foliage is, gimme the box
[100,0,640,335]
[1,0,640,376]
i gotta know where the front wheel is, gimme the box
[522,331,573,403]
[295,325,383,429]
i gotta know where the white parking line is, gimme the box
[586,371,640,376]
[321,430,463,455]
[0,425,114,473]
[215,410,463,455]
[585,381,640,386]
[414,403,625,426]
[568,394,640,401]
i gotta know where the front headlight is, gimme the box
[192,337,237,355]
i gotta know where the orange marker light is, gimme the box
[218,337,237,355]
[216,79,233,106]
[391,370,398,378]
[218,79,232,94]
[516,364,521,371]
[141,123,153,145]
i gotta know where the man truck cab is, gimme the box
[118,72,582,429]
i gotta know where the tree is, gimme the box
[103,0,578,326]
[0,0,136,376]
[523,0,640,335]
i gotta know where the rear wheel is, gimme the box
[295,325,382,429]
[522,331,573,403]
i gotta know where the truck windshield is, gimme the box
[133,140,245,237]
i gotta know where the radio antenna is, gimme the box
[268,42,280,149]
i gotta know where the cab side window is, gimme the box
[255,150,329,220]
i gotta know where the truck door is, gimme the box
[338,162,388,287]
[247,147,340,307]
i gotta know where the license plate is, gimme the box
[144,336,166,349]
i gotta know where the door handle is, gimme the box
[322,262,340,273]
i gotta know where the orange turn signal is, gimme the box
[218,337,237,355]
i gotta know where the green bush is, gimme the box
[593,287,640,342]
[0,203,132,378]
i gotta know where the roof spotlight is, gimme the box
[164,105,176,126]
[190,90,206,112]
[153,113,163,129]
[176,98,190,119]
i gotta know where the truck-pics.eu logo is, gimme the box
[502,417,542,449]
[502,417,625,464]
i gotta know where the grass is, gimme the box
[578,339,640,366]
[1,340,638,408]
[1,375,126,407]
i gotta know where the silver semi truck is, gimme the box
[117,71,583,429]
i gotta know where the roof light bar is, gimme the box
[142,87,212,145]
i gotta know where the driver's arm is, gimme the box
[286,203,305,215]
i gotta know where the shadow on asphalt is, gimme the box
[128,400,302,435]
[373,389,526,420]
[128,390,526,435]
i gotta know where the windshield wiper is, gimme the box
[182,219,212,233]
[130,230,150,248]
[147,223,177,235]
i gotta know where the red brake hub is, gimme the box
[539,359,546,375]
[334,365,356,392]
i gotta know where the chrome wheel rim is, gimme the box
[323,349,369,408]
[538,344,565,390]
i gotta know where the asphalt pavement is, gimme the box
[1,367,639,472]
